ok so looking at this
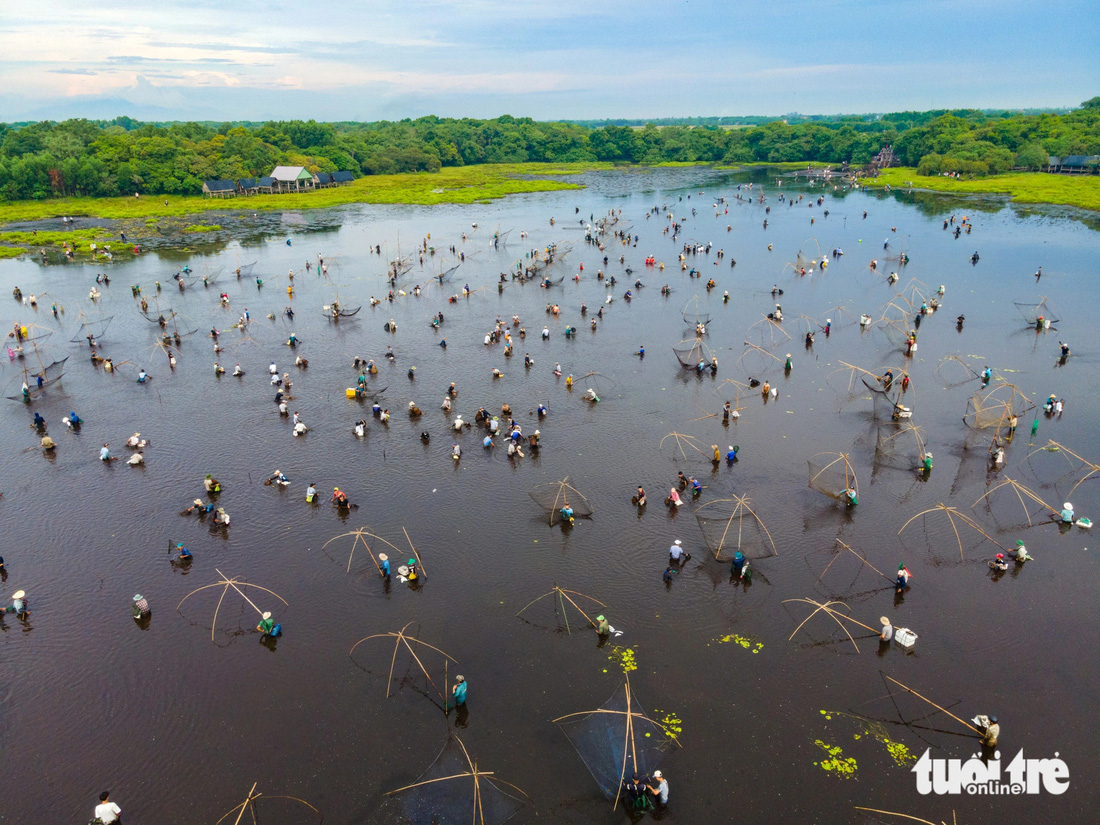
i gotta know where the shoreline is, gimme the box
[0,162,611,226]
[859,167,1100,213]
[2,162,1097,261]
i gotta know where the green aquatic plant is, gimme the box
[713,633,764,653]
[650,708,683,743]
[818,710,917,768]
[814,739,858,777]
[604,646,638,674]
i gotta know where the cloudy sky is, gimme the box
[2,0,1097,122]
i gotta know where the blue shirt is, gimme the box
[483,436,492,447]
[381,559,390,576]
[454,682,467,704]
[100,447,110,460]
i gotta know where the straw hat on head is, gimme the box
[597,615,605,621]
[1064,502,1072,510]
[13,590,25,599]
[262,611,272,620]
[378,553,388,561]
[134,594,143,602]
[674,540,682,545]
[194,498,203,507]
[880,616,890,626]
[455,675,465,683]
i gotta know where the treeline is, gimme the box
[0,100,1097,201]
[571,108,1070,130]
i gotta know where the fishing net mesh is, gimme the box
[528,482,594,525]
[871,387,909,421]
[1014,299,1056,325]
[556,687,670,801]
[394,737,528,825]
[71,316,113,342]
[963,387,1031,429]
[807,456,856,501]
[694,499,776,560]
[672,340,707,369]
[878,318,912,349]
[874,425,922,470]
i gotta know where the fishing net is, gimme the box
[877,315,913,350]
[935,355,980,389]
[10,356,70,400]
[869,381,912,421]
[199,266,224,284]
[746,316,791,349]
[874,423,925,471]
[1014,298,1058,325]
[807,453,858,502]
[528,478,594,526]
[236,261,257,278]
[694,496,777,560]
[164,311,199,337]
[672,339,714,369]
[556,683,673,802]
[140,304,174,322]
[390,735,529,825]
[70,316,113,343]
[738,345,784,379]
[681,296,711,326]
[1025,440,1100,498]
[788,250,820,272]
[962,384,1034,429]
[438,263,461,282]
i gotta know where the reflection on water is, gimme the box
[1,166,1098,824]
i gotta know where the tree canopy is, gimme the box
[0,101,1096,201]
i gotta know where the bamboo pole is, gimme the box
[404,527,426,580]
[836,540,893,584]
[852,807,938,825]
[231,783,259,825]
[883,675,981,733]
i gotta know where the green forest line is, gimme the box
[0,100,1095,205]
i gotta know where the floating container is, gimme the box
[894,628,918,648]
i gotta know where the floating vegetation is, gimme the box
[651,708,683,743]
[818,710,917,768]
[605,646,637,674]
[713,632,764,653]
[184,223,222,232]
[814,739,858,777]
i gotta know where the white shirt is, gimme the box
[95,801,122,823]
[669,545,683,560]
[654,779,668,803]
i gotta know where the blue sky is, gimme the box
[2,0,1097,122]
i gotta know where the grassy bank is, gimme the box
[0,163,610,226]
[863,167,1100,212]
[0,227,131,262]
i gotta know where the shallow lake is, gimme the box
[2,166,1098,824]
